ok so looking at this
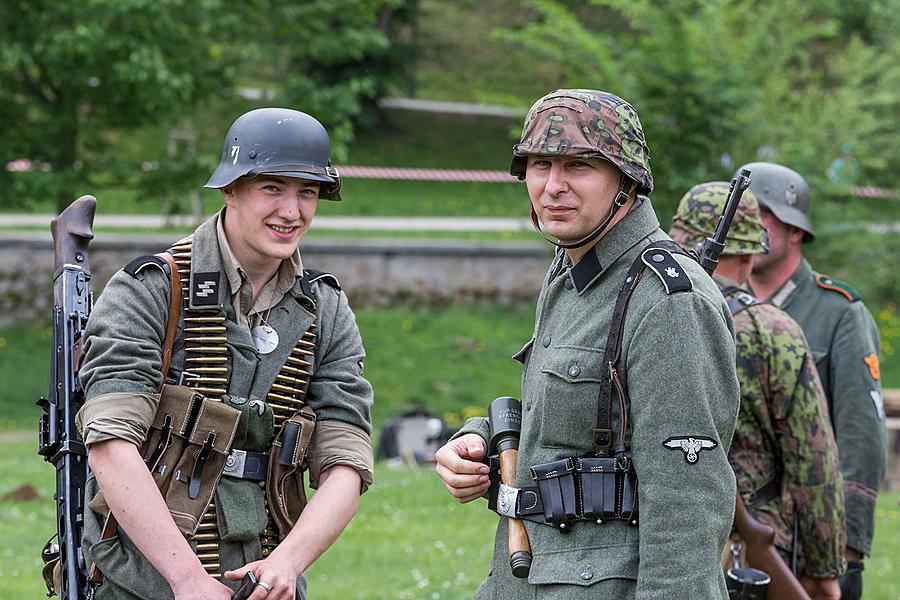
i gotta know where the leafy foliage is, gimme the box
[0,0,254,210]
[0,0,416,211]
[496,0,900,215]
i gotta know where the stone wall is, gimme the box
[0,233,553,326]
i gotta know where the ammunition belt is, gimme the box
[488,455,639,531]
[169,238,317,565]
[169,237,229,577]
[259,323,316,556]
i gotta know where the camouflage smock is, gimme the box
[457,198,740,599]
[718,275,845,578]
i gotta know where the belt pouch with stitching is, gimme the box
[140,384,241,537]
[266,405,316,539]
[617,458,639,522]
[531,458,577,528]
[576,457,617,522]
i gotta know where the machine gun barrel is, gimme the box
[697,169,752,275]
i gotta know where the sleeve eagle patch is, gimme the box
[663,436,718,464]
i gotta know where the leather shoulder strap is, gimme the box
[594,240,693,456]
[155,251,182,383]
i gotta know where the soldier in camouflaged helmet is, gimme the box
[510,89,654,250]
[670,182,768,256]
[742,163,886,600]
[670,182,846,599]
[436,92,740,599]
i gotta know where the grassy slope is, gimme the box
[2,438,898,599]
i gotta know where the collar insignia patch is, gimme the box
[192,272,221,307]
[663,436,718,464]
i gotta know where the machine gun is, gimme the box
[696,168,752,275]
[38,196,97,599]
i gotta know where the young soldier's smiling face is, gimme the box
[221,175,320,267]
[525,156,622,244]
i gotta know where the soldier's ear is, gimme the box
[220,183,236,205]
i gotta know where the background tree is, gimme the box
[0,0,258,212]
[261,0,418,161]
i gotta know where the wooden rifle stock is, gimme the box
[733,494,810,600]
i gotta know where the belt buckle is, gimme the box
[224,448,247,478]
[496,483,520,518]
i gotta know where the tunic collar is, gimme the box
[712,273,744,293]
[768,258,812,308]
[568,196,660,294]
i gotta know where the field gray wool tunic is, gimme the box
[76,211,374,600]
[457,198,740,599]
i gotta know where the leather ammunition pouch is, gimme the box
[141,384,241,536]
[265,404,317,539]
[488,455,639,530]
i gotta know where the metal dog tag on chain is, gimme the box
[251,324,279,354]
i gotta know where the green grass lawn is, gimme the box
[2,437,898,599]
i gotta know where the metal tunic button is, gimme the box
[580,568,593,580]
[569,365,581,377]
[564,278,574,290]
[542,335,551,348]
[652,253,665,263]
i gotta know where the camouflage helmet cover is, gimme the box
[510,89,654,194]
[669,181,768,255]
[205,107,342,200]
[737,162,814,242]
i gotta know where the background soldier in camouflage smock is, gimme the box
[670,182,845,599]
[435,90,740,599]
[741,163,886,600]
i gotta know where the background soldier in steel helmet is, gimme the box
[76,108,374,600]
[740,162,886,600]
[670,182,846,599]
[435,89,740,598]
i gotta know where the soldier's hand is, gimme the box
[434,433,490,503]
[169,573,233,600]
[225,557,296,600]
[800,575,841,600]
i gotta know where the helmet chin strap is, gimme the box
[530,174,636,250]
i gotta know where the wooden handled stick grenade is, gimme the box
[488,396,532,578]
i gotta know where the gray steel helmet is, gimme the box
[205,108,341,201]
[736,162,813,242]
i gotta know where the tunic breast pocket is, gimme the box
[537,347,605,449]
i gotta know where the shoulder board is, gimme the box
[815,274,859,302]
[640,247,693,294]
[304,269,341,291]
[721,286,759,316]
[123,254,168,278]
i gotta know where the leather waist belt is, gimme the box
[487,454,639,531]
[222,448,269,482]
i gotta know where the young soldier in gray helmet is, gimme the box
[741,162,887,600]
[669,182,845,599]
[75,108,374,600]
[435,89,740,598]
